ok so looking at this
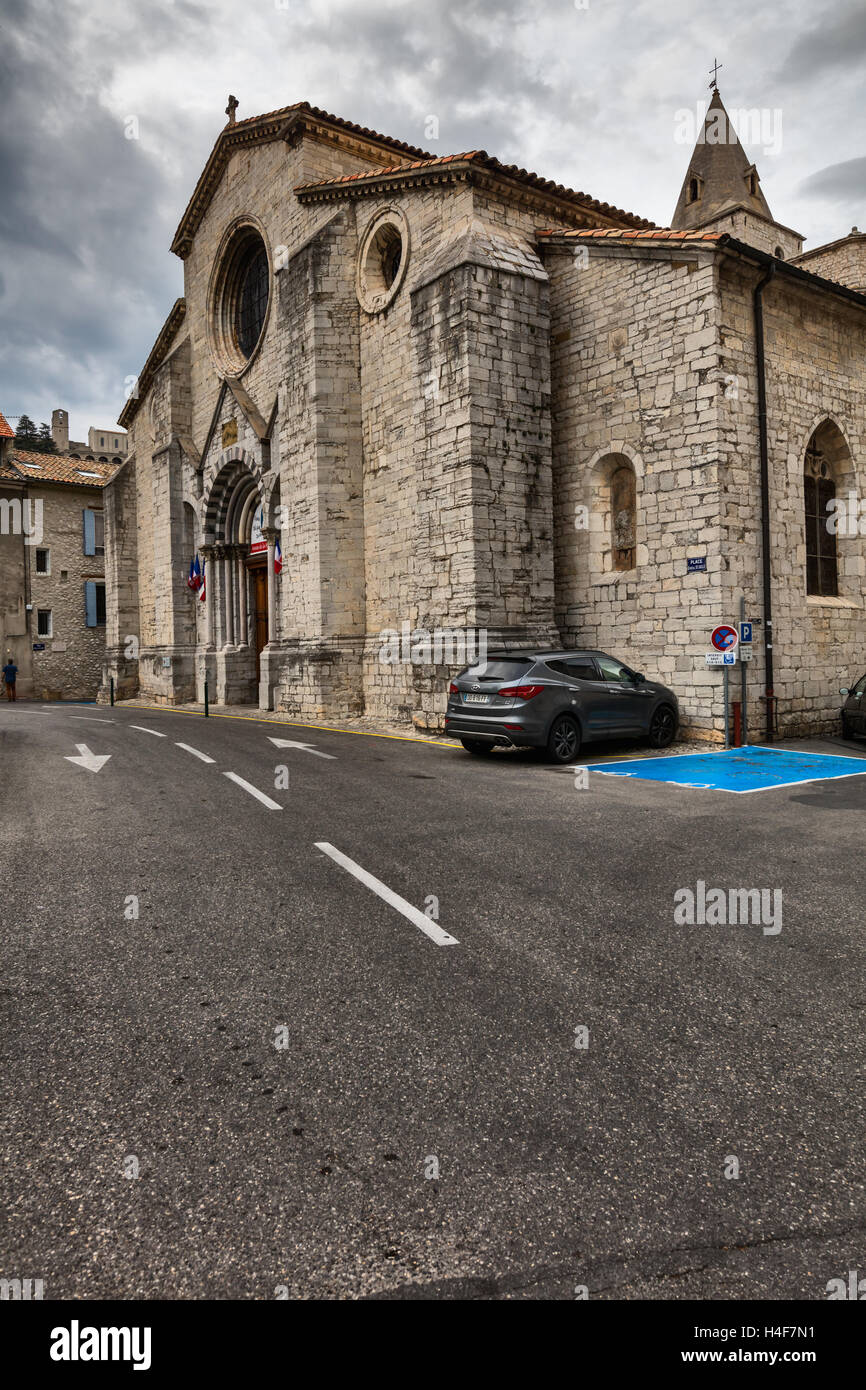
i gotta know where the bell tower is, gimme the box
[51,408,69,452]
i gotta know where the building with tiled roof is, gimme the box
[103,90,866,740]
[0,427,118,699]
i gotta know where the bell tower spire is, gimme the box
[672,82,774,231]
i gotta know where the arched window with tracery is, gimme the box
[804,429,838,596]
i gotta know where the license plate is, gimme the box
[463,693,490,704]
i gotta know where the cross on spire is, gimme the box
[225,94,239,125]
[708,58,723,91]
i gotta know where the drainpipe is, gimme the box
[753,262,776,740]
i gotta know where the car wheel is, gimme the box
[648,704,677,749]
[547,715,581,764]
[460,738,494,756]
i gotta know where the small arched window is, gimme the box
[774,246,784,260]
[688,177,700,204]
[611,463,637,571]
[804,433,837,596]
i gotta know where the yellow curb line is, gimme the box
[120,703,458,749]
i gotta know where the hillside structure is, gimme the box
[100,87,866,739]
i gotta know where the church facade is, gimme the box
[102,91,866,740]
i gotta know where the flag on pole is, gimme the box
[187,555,201,590]
[198,561,206,602]
[274,539,282,575]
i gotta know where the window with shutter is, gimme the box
[84,580,97,627]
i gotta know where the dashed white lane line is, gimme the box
[223,771,282,810]
[176,742,216,764]
[129,724,167,737]
[314,842,458,947]
[71,716,115,724]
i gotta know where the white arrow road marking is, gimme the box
[223,771,282,810]
[130,724,167,737]
[268,736,336,760]
[64,743,111,773]
[314,842,458,947]
[176,742,216,764]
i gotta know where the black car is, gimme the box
[840,674,866,739]
[445,649,679,763]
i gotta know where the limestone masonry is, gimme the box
[101,92,866,740]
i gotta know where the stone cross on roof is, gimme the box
[225,94,239,125]
[708,58,723,91]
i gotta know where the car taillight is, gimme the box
[497,684,545,700]
[449,682,459,694]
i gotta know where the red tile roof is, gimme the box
[295,151,654,229]
[536,228,723,241]
[0,410,13,439]
[0,449,119,488]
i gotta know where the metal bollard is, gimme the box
[204,680,209,717]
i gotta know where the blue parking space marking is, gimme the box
[590,745,866,794]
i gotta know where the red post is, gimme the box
[732,701,743,747]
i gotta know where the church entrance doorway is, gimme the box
[249,562,268,682]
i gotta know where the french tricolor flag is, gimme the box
[274,539,282,576]
[198,561,206,602]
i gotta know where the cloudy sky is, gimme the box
[1,0,863,442]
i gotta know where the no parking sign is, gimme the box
[711,624,739,653]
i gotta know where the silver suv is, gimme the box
[445,650,679,763]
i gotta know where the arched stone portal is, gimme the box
[199,447,280,707]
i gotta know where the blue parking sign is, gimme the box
[739,622,753,644]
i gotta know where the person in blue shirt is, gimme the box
[3,658,18,701]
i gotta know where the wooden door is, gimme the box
[252,567,268,681]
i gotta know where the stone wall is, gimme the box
[546,238,727,739]
[792,233,866,293]
[717,257,866,737]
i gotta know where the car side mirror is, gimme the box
[632,672,645,684]
[840,688,849,696]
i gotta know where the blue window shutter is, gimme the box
[83,509,96,555]
[84,581,97,627]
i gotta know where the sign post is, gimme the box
[739,600,751,745]
[709,625,739,749]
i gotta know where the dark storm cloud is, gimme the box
[799,156,866,204]
[0,0,210,431]
[777,0,866,82]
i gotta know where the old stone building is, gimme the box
[102,89,866,740]
[50,409,128,464]
[0,412,116,699]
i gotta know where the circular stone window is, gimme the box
[209,221,272,374]
[356,208,410,314]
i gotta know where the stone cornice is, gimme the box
[118,298,186,430]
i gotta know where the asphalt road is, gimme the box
[1,701,864,1300]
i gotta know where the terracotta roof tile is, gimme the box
[294,151,653,229]
[536,227,724,242]
[0,449,119,488]
[0,410,13,439]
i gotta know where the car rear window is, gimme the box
[460,659,534,681]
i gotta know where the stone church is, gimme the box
[102,86,866,739]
